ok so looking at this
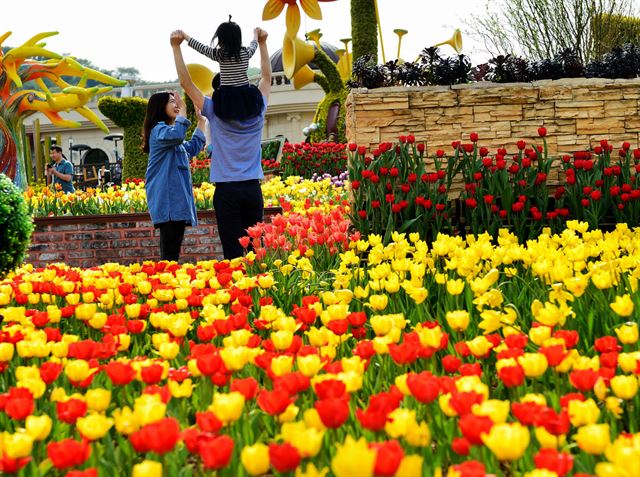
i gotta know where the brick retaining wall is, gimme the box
[345,78,640,154]
[27,208,281,268]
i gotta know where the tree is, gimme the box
[468,0,636,62]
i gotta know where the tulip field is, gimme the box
[2,140,640,477]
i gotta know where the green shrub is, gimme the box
[0,173,34,277]
[592,13,640,58]
[98,96,148,180]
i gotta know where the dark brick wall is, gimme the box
[27,209,281,268]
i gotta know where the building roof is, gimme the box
[270,41,340,73]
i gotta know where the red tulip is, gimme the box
[371,440,404,477]
[535,449,574,477]
[459,414,493,445]
[105,361,136,386]
[406,372,439,404]
[196,412,223,433]
[498,364,525,388]
[268,442,301,473]
[3,388,34,421]
[56,399,87,424]
[0,456,31,474]
[39,361,63,384]
[65,469,98,477]
[230,377,259,400]
[315,398,350,428]
[199,435,234,470]
[47,439,91,470]
[257,389,293,416]
[130,417,181,455]
[451,437,471,456]
[569,369,599,391]
[314,379,346,400]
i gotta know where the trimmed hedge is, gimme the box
[0,173,33,277]
[98,96,148,180]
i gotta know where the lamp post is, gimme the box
[119,73,136,98]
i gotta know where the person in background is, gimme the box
[46,145,75,194]
[142,90,207,261]
[171,27,271,260]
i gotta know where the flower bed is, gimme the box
[1,221,639,476]
[24,178,348,219]
[348,132,640,242]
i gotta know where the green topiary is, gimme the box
[98,96,148,180]
[351,0,378,63]
[0,173,34,277]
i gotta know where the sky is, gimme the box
[2,0,491,83]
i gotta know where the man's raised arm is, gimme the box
[171,30,205,111]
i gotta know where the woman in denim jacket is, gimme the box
[142,91,206,261]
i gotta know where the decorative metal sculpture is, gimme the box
[0,31,126,188]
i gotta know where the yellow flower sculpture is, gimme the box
[0,31,126,187]
[262,0,336,36]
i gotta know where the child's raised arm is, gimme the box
[187,35,220,62]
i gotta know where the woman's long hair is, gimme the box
[211,17,242,61]
[142,92,173,153]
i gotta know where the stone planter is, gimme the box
[28,208,281,268]
[345,78,640,154]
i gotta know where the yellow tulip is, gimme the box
[605,397,623,419]
[574,424,611,454]
[113,406,139,435]
[482,423,530,461]
[534,426,566,449]
[3,431,34,459]
[518,353,548,378]
[133,394,166,426]
[296,463,329,477]
[65,359,95,382]
[405,420,431,447]
[367,294,388,311]
[25,414,52,441]
[209,392,245,425]
[75,303,97,320]
[393,455,423,477]
[615,322,638,345]
[446,279,465,295]
[303,408,326,431]
[467,336,493,357]
[168,379,193,398]
[271,330,294,350]
[281,421,324,457]
[385,408,416,438]
[331,436,376,477]
[132,460,163,477]
[472,399,510,423]
[76,413,114,440]
[446,310,469,332]
[85,389,111,412]
[158,342,180,360]
[241,443,270,476]
[0,343,15,362]
[610,375,638,400]
[568,398,600,427]
[610,294,634,317]
[271,355,294,376]
[297,354,324,377]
